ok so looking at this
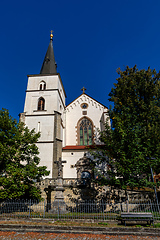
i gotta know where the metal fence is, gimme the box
[0,199,160,221]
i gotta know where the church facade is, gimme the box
[20,33,109,182]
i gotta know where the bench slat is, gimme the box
[120,212,154,226]
[121,213,152,218]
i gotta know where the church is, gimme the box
[20,32,109,183]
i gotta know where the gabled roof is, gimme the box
[40,34,57,74]
[66,93,108,109]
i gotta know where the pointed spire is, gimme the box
[40,31,57,74]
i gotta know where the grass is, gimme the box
[1,211,118,220]
[135,225,142,227]
[0,219,112,227]
[98,222,108,226]
[0,219,157,228]
[154,223,160,228]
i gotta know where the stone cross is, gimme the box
[54,157,66,178]
[81,87,86,94]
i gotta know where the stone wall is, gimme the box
[38,178,155,204]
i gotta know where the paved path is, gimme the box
[0,232,159,240]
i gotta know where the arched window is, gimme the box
[38,97,45,111]
[39,81,46,90]
[40,84,42,90]
[78,117,93,145]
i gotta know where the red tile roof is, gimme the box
[62,145,100,150]
[62,145,88,150]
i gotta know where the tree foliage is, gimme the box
[0,109,49,201]
[94,66,160,191]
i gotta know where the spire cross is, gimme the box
[50,30,53,39]
[81,87,86,94]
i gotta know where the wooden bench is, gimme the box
[120,212,154,226]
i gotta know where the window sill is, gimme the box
[33,110,47,112]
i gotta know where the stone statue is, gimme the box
[54,157,66,178]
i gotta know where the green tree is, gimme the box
[94,66,160,191]
[0,109,49,201]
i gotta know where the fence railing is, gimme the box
[0,199,160,221]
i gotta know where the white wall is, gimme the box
[37,142,54,178]
[25,115,54,141]
[24,75,65,115]
[23,73,65,178]
[62,150,86,178]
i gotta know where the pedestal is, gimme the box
[50,177,67,214]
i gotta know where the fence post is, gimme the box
[150,199,153,213]
[43,199,45,218]
[58,199,60,220]
[150,167,160,213]
[126,193,129,212]
[29,199,31,218]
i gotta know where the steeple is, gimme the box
[40,31,57,74]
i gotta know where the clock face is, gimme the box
[81,103,88,109]
[81,171,91,179]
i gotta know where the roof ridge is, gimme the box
[66,93,107,109]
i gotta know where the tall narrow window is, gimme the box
[39,81,46,90]
[38,97,45,111]
[38,122,40,132]
[78,118,93,145]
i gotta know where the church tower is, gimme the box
[21,32,66,178]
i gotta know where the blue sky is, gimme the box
[0,0,160,120]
